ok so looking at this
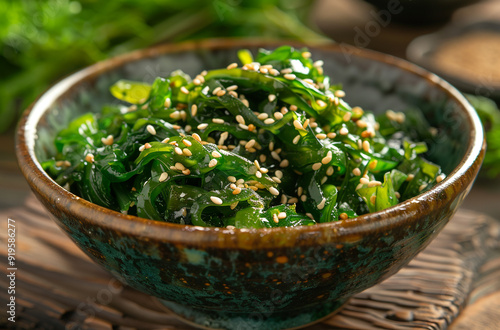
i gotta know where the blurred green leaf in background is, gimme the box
[0,0,328,132]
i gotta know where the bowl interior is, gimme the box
[33,42,471,183]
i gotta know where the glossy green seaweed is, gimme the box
[44,46,445,228]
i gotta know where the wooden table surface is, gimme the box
[2,1,500,328]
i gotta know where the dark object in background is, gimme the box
[363,0,480,24]
[407,20,500,103]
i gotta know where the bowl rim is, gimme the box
[15,38,485,248]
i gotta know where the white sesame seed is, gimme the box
[281,68,293,74]
[146,124,156,135]
[232,187,242,195]
[321,151,332,164]
[297,186,303,196]
[85,153,94,163]
[352,168,361,176]
[212,118,225,125]
[256,171,262,178]
[343,112,352,122]
[281,194,288,204]
[269,187,279,196]
[280,159,289,168]
[193,78,201,85]
[164,98,172,108]
[227,176,236,183]
[316,133,327,140]
[264,118,275,125]
[272,213,279,223]
[209,159,218,167]
[406,174,415,181]
[272,176,281,184]
[212,87,222,95]
[216,90,226,97]
[239,123,249,130]
[183,148,192,156]
[312,162,322,171]
[269,141,274,151]
[253,160,261,171]
[170,111,180,120]
[175,162,186,171]
[313,60,324,67]
[302,118,310,129]
[268,94,276,102]
[275,170,283,179]
[273,112,283,120]
[395,192,401,198]
[241,99,249,107]
[360,177,369,184]
[180,86,189,95]
[339,127,349,135]
[284,73,296,80]
[245,139,256,149]
[293,120,304,130]
[159,172,169,182]
[301,195,307,202]
[302,51,311,58]
[352,106,364,117]
[235,115,245,125]
[316,99,327,108]
[101,135,114,146]
[174,147,183,155]
[190,134,201,143]
[227,62,238,70]
[212,151,222,158]
[362,140,370,152]
[210,196,223,205]
[370,195,377,204]
[288,197,298,204]
[290,105,298,111]
[334,90,346,98]
[197,123,208,130]
[327,132,337,139]
[321,176,328,184]
[263,68,276,75]
[419,184,427,192]
[317,198,326,210]
[368,180,382,188]
[271,151,281,161]
[190,104,198,117]
[436,174,445,183]
[326,166,334,176]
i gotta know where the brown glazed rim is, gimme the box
[16,38,485,249]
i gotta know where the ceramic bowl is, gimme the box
[16,39,485,330]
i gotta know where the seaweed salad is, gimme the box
[44,46,445,228]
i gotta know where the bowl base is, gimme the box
[155,298,349,330]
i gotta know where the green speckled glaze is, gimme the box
[16,39,485,329]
